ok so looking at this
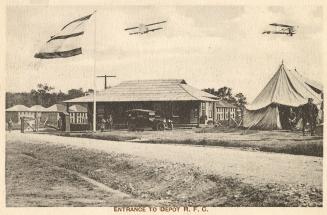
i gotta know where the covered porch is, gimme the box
[85,100,203,129]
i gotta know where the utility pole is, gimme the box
[97,75,116,89]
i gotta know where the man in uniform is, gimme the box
[301,98,318,136]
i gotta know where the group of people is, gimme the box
[286,98,320,136]
[100,114,113,132]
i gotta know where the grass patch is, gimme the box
[56,132,138,142]
[45,128,323,157]
[139,138,323,157]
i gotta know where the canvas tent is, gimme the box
[244,63,323,130]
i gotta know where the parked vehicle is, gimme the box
[126,109,170,131]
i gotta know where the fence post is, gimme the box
[65,114,70,132]
[20,117,24,133]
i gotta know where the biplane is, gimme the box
[262,23,297,36]
[124,21,167,35]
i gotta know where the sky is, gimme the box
[6,5,323,102]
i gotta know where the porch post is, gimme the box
[213,101,216,125]
[88,103,93,131]
[65,103,70,132]
[197,102,201,127]
[20,117,24,133]
[170,101,173,119]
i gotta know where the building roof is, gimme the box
[246,63,322,111]
[6,104,30,112]
[215,100,236,108]
[29,105,48,112]
[46,104,67,112]
[64,79,218,103]
[6,104,87,113]
[69,104,87,112]
[45,104,87,113]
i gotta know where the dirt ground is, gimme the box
[6,140,159,207]
[6,137,323,207]
[8,131,323,187]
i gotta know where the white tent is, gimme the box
[244,63,322,130]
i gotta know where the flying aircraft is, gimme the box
[262,23,297,36]
[124,21,167,35]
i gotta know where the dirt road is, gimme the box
[7,131,322,188]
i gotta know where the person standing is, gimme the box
[57,116,63,131]
[301,98,318,136]
[288,108,297,130]
[108,113,113,131]
[8,118,13,132]
[100,117,106,132]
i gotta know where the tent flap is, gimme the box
[244,105,281,130]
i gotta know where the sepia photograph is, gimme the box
[2,0,324,210]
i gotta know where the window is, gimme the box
[70,113,74,123]
[84,113,88,123]
[216,107,223,121]
[201,103,206,116]
[225,108,229,120]
[208,103,213,118]
[231,108,236,119]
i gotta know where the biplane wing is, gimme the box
[148,27,163,32]
[124,26,138,31]
[125,21,166,31]
[270,23,294,28]
[129,32,139,35]
[262,31,294,36]
[145,21,167,27]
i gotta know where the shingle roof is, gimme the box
[46,104,67,112]
[64,79,218,103]
[6,105,30,112]
[29,105,48,112]
[45,104,87,113]
[215,100,236,108]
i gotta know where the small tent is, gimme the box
[29,105,48,112]
[6,105,30,112]
[46,104,67,113]
[6,105,31,123]
[244,63,322,130]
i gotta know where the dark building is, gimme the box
[64,79,219,128]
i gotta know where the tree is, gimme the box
[67,88,85,99]
[202,86,247,108]
[30,83,55,107]
[235,93,247,108]
[203,88,215,95]
[216,87,232,99]
[6,84,91,108]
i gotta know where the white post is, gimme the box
[93,11,97,132]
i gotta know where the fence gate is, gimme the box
[20,116,37,133]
